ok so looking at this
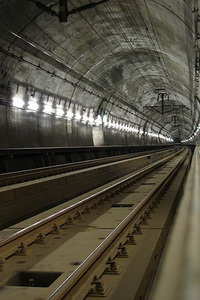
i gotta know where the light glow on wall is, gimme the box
[88,116,95,125]
[181,124,200,142]
[66,110,74,120]
[43,103,54,114]
[13,95,25,108]
[102,115,108,126]
[56,106,64,117]
[82,113,89,123]
[28,100,39,111]
[75,111,81,121]
[94,115,102,126]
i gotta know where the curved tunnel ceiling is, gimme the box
[0,0,200,142]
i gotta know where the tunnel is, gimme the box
[0,2,200,300]
[0,0,199,148]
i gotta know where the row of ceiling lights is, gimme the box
[12,94,172,142]
[181,124,200,143]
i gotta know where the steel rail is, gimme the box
[0,149,181,259]
[0,148,176,187]
[47,149,189,300]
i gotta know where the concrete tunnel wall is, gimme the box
[0,0,199,147]
[0,104,150,147]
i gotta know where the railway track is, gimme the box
[0,147,191,300]
[0,148,175,187]
[0,148,177,230]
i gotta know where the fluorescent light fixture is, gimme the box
[116,122,120,130]
[56,106,64,117]
[13,95,24,108]
[95,115,102,126]
[66,110,74,119]
[43,104,54,114]
[75,112,81,121]
[107,120,113,128]
[28,100,39,111]
[88,116,94,125]
[103,115,108,126]
[159,133,172,142]
[82,114,89,123]
[148,131,158,138]
[125,125,129,131]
